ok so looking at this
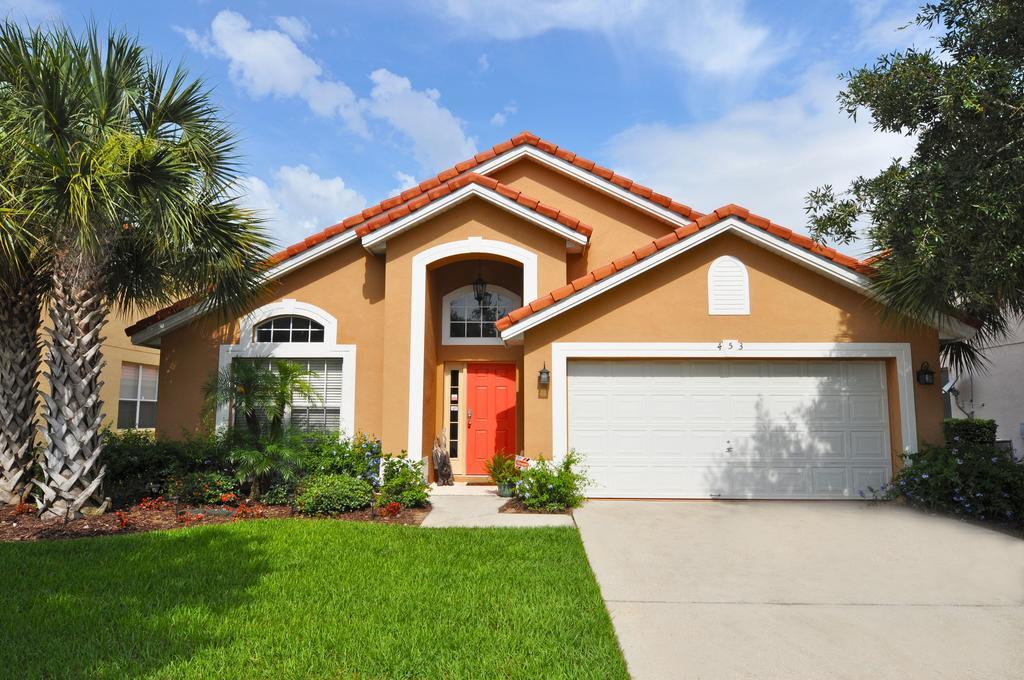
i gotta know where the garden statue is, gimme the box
[432,434,454,486]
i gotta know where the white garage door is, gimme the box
[567,359,892,499]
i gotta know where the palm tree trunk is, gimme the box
[0,278,42,505]
[34,264,108,520]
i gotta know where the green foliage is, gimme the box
[376,457,430,508]
[203,360,321,441]
[169,471,239,506]
[102,429,233,507]
[873,443,1024,528]
[300,431,383,487]
[514,451,589,512]
[294,474,374,515]
[943,418,998,447]
[803,0,1024,372]
[260,482,296,506]
[229,437,305,500]
[484,452,519,486]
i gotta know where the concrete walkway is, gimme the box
[575,500,1024,680]
[422,485,574,528]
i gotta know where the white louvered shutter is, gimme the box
[707,256,750,315]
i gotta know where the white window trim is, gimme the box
[216,300,356,437]
[549,342,918,464]
[707,255,750,315]
[118,362,159,429]
[441,284,522,346]
[407,238,538,461]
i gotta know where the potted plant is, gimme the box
[485,452,519,497]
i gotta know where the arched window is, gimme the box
[707,256,750,315]
[442,285,521,345]
[254,315,326,343]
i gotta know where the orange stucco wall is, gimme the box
[518,233,943,467]
[155,242,387,439]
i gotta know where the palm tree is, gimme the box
[0,24,271,519]
[203,359,321,442]
[0,100,46,505]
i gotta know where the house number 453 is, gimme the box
[717,339,743,351]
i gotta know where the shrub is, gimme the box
[484,452,519,486]
[301,432,383,487]
[873,440,1024,528]
[102,429,234,507]
[229,439,304,500]
[294,474,374,515]
[943,418,998,448]
[169,471,239,506]
[260,481,296,506]
[514,451,589,512]
[376,457,430,508]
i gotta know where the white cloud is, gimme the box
[274,16,313,43]
[367,68,477,172]
[389,171,419,197]
[438,0,788,77]
[604,70,915,255]
[477,54,490,72]
[0,0,59,21]
[490,102,518,126]
[850,0,935,52]
[182,11,476,172]
[185,10,367,136]
[238,165,367,246]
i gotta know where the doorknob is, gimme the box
[467,409,472,424]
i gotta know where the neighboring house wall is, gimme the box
[35,308,161,432]
[518,233,944,466]
[947,320,1024,457]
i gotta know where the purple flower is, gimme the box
[921,473,930,480]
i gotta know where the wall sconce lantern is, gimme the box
[916,361,935,385]
[538,362,550,386]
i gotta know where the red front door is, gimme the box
[466,363,517,475]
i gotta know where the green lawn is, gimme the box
[0,520,627,679]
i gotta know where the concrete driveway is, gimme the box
[574,501,1024,679]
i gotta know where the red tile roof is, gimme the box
[263,131,699,265]
[351,173,594,241]
[495,204,874,333]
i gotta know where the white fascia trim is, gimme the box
[501,218,880,341]
[360,184,589,254]
[550,341,918,462]
[216,300,356,438]
[129,229,359,347]
[407,238,538,463]
[473,145,699,230]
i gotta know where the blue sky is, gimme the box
[4,0,933,253]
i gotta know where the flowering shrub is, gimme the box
[115,511,132,529]
[13,502,34,515]
[375,457,430,508]
[514,451,589,512]
[294,474,374,515]
[136,496,174,511]
[301,432,383,488]
[219,493,238,505]
[169,471,239,505]
[872,419,1024,528]
[232,503,266,520]
[177,511,206,526]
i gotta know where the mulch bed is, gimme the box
[0,501,431,542]
[498,498,572,515]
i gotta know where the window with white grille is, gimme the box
[233,358,343,433]
[707,255,750,315]
[118,363,159,429]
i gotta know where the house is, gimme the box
[944,319,1024,458]
[35,310,160,432]
[126,132,972,499]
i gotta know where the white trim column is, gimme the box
[406,238,538,461]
